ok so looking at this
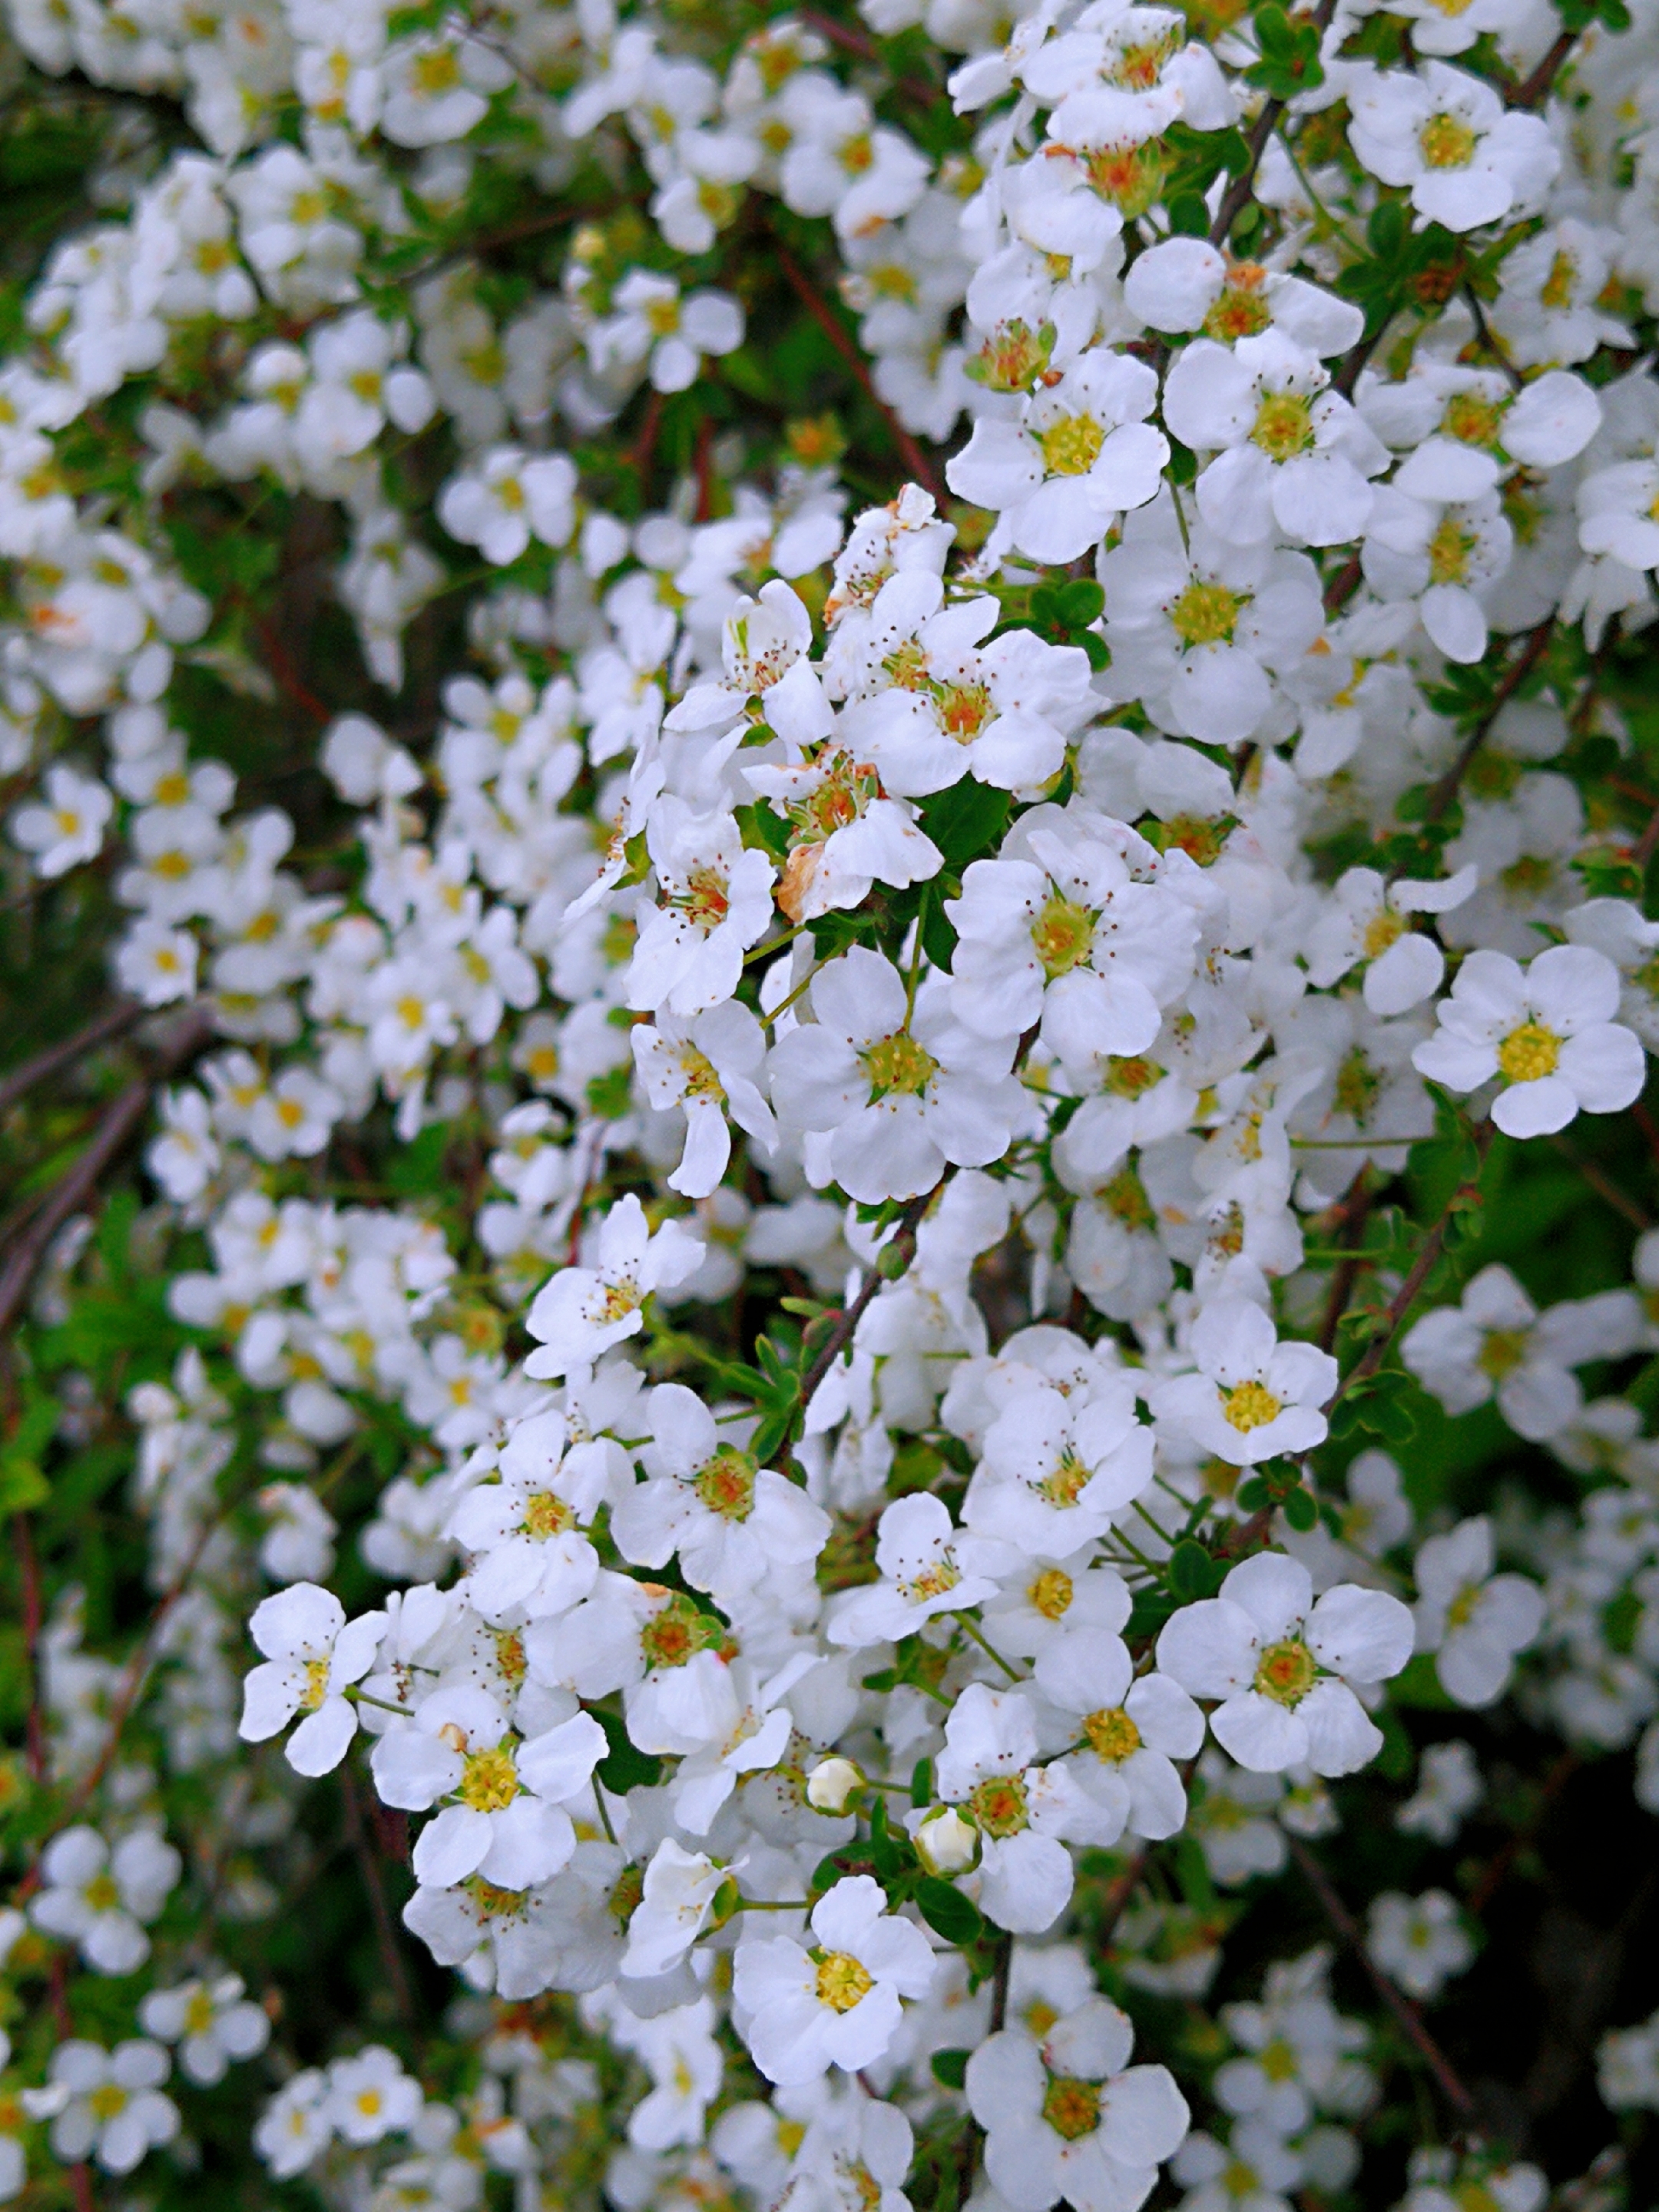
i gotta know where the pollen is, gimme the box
[1496,1019,1561,1083]
[1362,908,1406,960]
[968,1773,1029,1837]
[1030,1567,1074,1620]
[1253,1636,1316,1705]
[1035,1446,1094,1508]
[1083,1706,1142,1763]
[1031,890,1097,978]
[693,1444,758,1522]
[1419,111,1478,167]
[1222,1379,1282,1432]
[1041,2075,1101,2140]
[1038,412,1105,477]
[814,1949,875,2011]
[522,1491,575,1538]
[1170,578,1244,646]
[860,1030,939,1098]
[459,1747,520,1813]
[1249,391,1316,462]
[300,1655,332,1710]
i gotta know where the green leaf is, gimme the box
[917,777,1012,868]
[1167,191,1210,236]
[734,800,791,859]
[1280,1486,1318,1533]
[910,1757,933,1808]
[1168,1538,1214,1599]
[915,1876,984,1945]
[931,2048,971,2090]
[594,1707,662,1794]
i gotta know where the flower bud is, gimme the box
[805,1756,863,1813]
[913,1805,978,1876]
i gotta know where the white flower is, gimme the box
[947,347,1168,563]
[743,747,942,925]
[1397,1740,1483,1843]
[965,1997,1190,2212]
[326,2045,423,2143]
[1400,1263,1591,1440]
[1156,1552,1414,1776]
[934,1684,1113,1933]
[237,1584,386,1776]
[1412,942,1645,1137]
[621,1839,730,1981]
[1348,62,1558,232]
[30,1826,181,1975]
[370,1687,605,1889]
[1365,1889,1472,1999]
[964,1373,1156,1554]
[1151,1300,1338,1469]
[1036,1631,1204,1842]
[826,1492,1009,1647]
[524,1195,705,1379]
[37,2040,178,2176]
[12,764,113,878]
[1412,1517,1544,1707]
[1162,329,1379,549]
[631,1001,778,1200]
[833,571,1096,797]
[627,803,778,1018]
[590,270,744,394]
[611,1382,830,1600]
[769,949,1025,1204]
[1304,866,1476,1016]
[733,1875,936,2086]
[253,2068,333,2177]
[139,1973,270,2085]
[446,1409,607,1624]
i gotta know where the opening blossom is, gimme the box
[1156,1553,1415,1776]
[733,1875,936,2086]
[237,1583,386,1777]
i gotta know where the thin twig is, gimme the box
[796,1171,957,1422]
[0,1000,146,1118]
[1508,25,1577,106]
[1286,1834,1478,2121]
[1418,620,1556,833]
[1322,1122,1495,1416]
[1548,1137,1651,1230]
[0,1005,215,1337]
[1208,0,1341,248]
[769,235,948,502]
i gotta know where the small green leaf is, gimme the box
[915,1876,984,1945]
[931,2048,972,2089]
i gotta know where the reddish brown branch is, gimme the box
[770,238,948,502]
[0,1000,147,1118]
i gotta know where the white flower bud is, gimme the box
[806,1756,863,1813]
[914,1805,978,1876]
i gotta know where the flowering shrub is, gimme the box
[7,0,1659,2200]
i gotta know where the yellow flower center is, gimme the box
[1035,1447,1094,1508]
[902,1558,961,1603]
[641,1594,723,1671]
[1031,892,1096,978]
[968,1773,1029,1838]
[84,1873,121,1912]
[1170,578,1244,647]
[522,1491,575,1538]
[1496,1020,1560,1083]
[1103,1054,1164,1098]
[1101,1165,1156,1230]
[1441,391,1508,450]
[608,1863,645,1926]
[459,1747,519,1813]
[1250,391,1315,462]
[1419,111,1477,167]
[1428,515,1477,586]
[88,2084,128,2121]
[1223,1379,1282,1433]
[815,1950,874,2011]
[1539,252,1576,311]
[1445,1581,1482,1630]
[1477,1326,1528,1379]
[1084,1706,1142,1763]
[1334,1046,1382,1124]
[936,678,994,740]
[1260,2037,1299,2081]
[1041,2076,1101,2140]
[301,1655,331,1710]
[861,1031,939,1098]
[1253,1636,1316,1705]
[184,1988,217,2035]
[673,864,731,934]
[1038,412,1105,476]
[693,1445,757,1522]
[411,44,461,91]
[1362,908,1406,959]
[1030,1567,1074,1621]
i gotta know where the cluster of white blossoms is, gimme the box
[5,0,1659,2193]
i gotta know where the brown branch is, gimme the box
[1286,1834,1479,2122]
[796,8,940,103]
[1418,620,1556,833]
[796,1171,956,1423]
[1316,1169,1376,1353]
[1508,25,1577,106]
[0,1005,215,1338]
[1322,1121,1494,1416]
[18,1515,48,1786]
[1466,1747,1580,1915]
[770,236,948,502]
[1332,322,1386,402]
[1547,1136,1651,1230]
[1208,0,1340,248]
[0,1000,146,1118]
